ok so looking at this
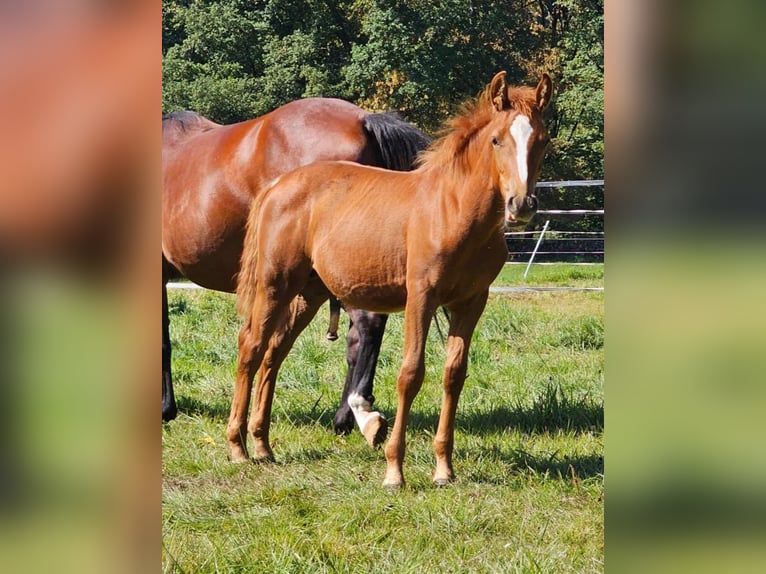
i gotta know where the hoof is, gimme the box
[326,331,339,341]
[333,416,354,436]
[433,468,455,487]
[252,454,276,464]
[382,472,405,490]
[229,452,250,464]
[162,406,177,422]
[252,447,276,463]
[382,478,405,490]
[228,439,250,463]
[362,414,388,449]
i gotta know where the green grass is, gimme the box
[493,263,603,287]
[163,265,603,573]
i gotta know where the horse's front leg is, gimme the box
[383,294,436,488]
[334,309,389,448]
[248,280,328,461]
[432,291,489,486]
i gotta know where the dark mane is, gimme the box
[162,111,220,145]
[162,110,219,133]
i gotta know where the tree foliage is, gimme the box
[163,0,603,179]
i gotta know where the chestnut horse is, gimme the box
[162,98,430,449]
[232,72,552,487]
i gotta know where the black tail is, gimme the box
[362,112,432,171]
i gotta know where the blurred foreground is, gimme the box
[606,1,766,571]
[0,1,157,573]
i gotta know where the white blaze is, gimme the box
[509,115,533,185]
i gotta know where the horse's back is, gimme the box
[162,100,378,291]
[259,98,377,167]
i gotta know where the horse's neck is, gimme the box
[425,137,504,234]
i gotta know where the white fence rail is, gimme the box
[505,180,604,273]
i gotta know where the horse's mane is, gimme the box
[162,110,219,133]
[162,111,220,144]
[417,84,539,172]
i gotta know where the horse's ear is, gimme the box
[489,71,508,112]
[535,73,553,110]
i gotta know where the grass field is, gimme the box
[162,264,604,573]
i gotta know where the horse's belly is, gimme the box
[163,222,244,292]
[314,260,407,314]
[162,175,251,292]
[336,283,408,314]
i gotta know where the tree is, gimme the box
[162,0,362,121]
[529,0,604,180]
[162,0,267,122]
[344,1,535,130]
[162,0,604,184]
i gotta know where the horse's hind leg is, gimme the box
[333,309,389,448]
[227,285,295,462]
[247,278,328,461]
[432,292,488,486]
[162,264,177,422]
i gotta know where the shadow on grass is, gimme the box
[410,383,603,435]
[173,394,342,429]
[174,395,231,420]
[462,399,602,434]
[174,384,602,437]
[171,384,603,480]
[513,451,603,480]
[463,450,604,482]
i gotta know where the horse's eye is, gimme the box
[491,136,500,146]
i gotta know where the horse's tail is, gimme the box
[326,296,342,341]
[236,188,269,320]
[362,112,432,171]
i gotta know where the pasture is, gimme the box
[162,264,603,573]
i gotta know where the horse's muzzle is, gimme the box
[506,194,538,225]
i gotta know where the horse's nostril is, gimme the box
[508,195,538,218]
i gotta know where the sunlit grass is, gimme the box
[494,262,604,287]
[163,266,603,573]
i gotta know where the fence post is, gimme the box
[523,219,550,280]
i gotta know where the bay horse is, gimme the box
[162,98,431,450]
[232,72,552,487]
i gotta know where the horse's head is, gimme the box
[487,72,552,226]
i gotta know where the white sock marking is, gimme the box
[348,392,381,433]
